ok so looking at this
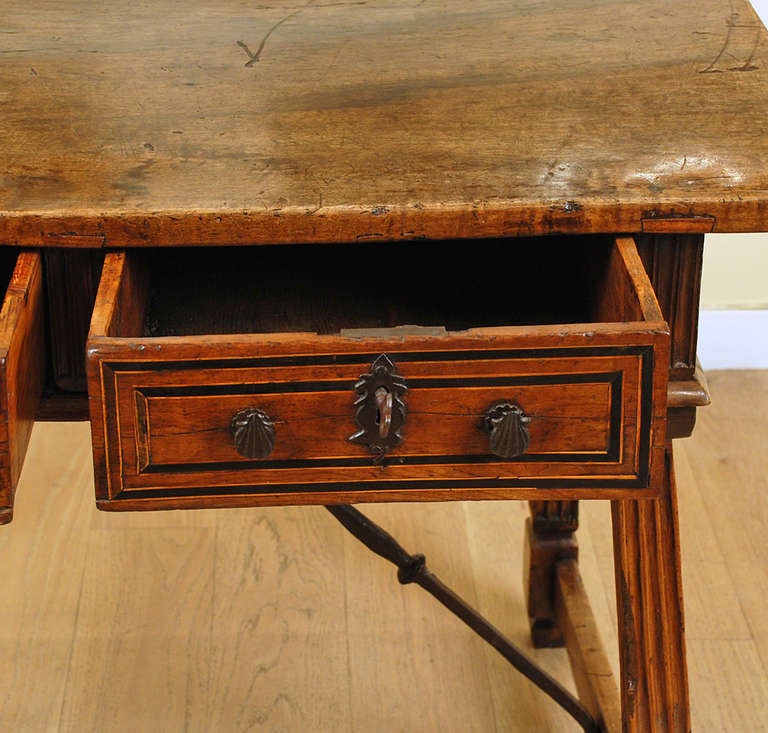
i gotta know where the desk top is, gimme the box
[1,0,768,246]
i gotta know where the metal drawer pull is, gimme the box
[483,401,531,458]
[349,354,407,463]
[230,407,276,459]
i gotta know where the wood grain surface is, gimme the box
[1,0,768,246]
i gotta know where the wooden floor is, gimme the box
[1,370,766,732]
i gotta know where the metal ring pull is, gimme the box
[375,387,393,438]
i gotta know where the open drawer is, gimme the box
[0,251,46,524]
[87,236,669,512]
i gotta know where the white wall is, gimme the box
[753,0,768,19]
[699,234,768,369]
[702,234,768,310]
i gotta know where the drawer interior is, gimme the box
[109,235,651,339]
[0,249,18,296]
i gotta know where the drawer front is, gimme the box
[92,344,663,509]
[0,251,46,524]
[87,237,669,511]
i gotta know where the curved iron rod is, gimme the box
[325,504,599,733]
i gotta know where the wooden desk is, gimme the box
[1,2,767,730]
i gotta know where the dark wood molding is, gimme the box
[636,233,704,381]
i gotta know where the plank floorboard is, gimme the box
[0,371,765,731]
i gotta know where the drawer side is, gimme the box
[0,252,46,523]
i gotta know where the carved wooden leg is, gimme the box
[611,448,690,732]
[524,500,579,648]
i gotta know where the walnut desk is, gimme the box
[1,1,767,730]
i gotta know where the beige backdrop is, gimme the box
[702,233,768,310]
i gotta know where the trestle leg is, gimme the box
[525,500,579,647]
[611,448,690,732]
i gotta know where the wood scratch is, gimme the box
[238,0,317,66]
[700,13,738,73]
[735,21,763,72]
[317,40,348,83]
[700,11,764,73]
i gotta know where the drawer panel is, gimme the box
[136,377,615,466]
[87,236,669,510]
[0,251,46,524]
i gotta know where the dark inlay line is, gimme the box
[139,450,621,475]
[104,344,654,373]
[137,370,624,472]
[115,475,648,500]
[136,371,620,397]
[636,345,655,485]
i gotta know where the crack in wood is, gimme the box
[238,0,318,66]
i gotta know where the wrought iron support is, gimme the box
[325,504,600,733]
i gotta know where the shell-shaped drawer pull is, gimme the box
[230,408,276,459]
[482,401,531,459]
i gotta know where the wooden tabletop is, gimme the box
[2,0,768,246]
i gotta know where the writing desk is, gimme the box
[1,1,767,730]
